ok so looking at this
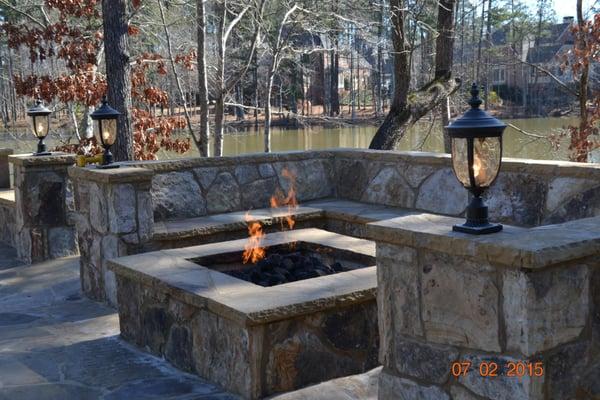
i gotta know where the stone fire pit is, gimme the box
[108,228,379,399]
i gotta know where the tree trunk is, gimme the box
[214,2,227,157]
[574,0,590,162]
[197,0,210,157]
[101,0,134,161]
[375,0,384,116]
[330,48,340,116]
[483,0,492,110]
[434,0,457,153]
[253,52,259,126]
[264,73,275,152]
[369,0,460,150]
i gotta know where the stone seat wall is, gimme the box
[138,149,600,229]
[70,149,600,304]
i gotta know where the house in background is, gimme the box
[486,16,577,115]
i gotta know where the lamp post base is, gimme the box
[33,152,52,157]
[454,195,503,235]
[453,222,503,235]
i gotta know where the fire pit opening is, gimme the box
[190,241,375,287]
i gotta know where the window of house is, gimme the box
[492,67,505,83]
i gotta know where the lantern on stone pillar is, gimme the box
[90,96,121,169]
[446,83,507,234]
[27,99,52,156]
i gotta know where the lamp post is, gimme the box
[27,99,52,156]
[90,96,121,169]
[446,83,507,234]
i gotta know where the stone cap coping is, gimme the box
[153,199,414,242]
[366,213,600,269]
[125,150,337,172]
[109,228,376,326]
[154,206,325,240]
[0,189,15,207]
[111,148,600,179]
[68,165,154,184]
[0,148,13,156]
[9,152,76,167]
[331,148,600,178]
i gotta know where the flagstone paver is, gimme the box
[0,242,378,400]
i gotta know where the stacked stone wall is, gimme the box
[0,202,15,246]
[136,152,335,221]
[369,213,600,400]
[333,150,600,227]
[70,167,153,305]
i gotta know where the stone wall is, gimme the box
[0,148,14,246]
[69,167,154,306]
[131,149,600,227]
[333,149,600,227]
[70,149,600,303]
[0,148,12,189]
[136,151,334,221]
[9,153,78,263]
[116,273,378,399]
[0,201,15,247]
[367,213,600,400]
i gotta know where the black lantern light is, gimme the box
[90,96,121,169]
[446,83,507,234]
[27,99,52,156]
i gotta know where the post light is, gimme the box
[90,96,121,169]
[446,83,507,234]
[27,99,52,156]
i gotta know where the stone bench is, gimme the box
[152,199,413,250]
[68,149,600,305]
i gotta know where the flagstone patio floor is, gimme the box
[0,242,378,400]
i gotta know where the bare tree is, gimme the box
[263,3,299,152]
[197,0,210,157]
[435,0,457,152]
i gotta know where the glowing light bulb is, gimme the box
[473,157,481,178]
[102,129,111,142]
[37,122,44,136]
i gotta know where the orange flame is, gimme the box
[242,212,266,264]
[241,168,298,264]
[270,168,298,230]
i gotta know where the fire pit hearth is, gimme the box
[193,242,374,287]
[108,228,378,400]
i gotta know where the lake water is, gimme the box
[0,117,579,161]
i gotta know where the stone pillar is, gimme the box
[69,166,154,306]
[367,213,600,400]
[0,148,12,188]
[9,153,78,263]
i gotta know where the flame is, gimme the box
[473,155,486,183]
[241,168,298,265]
[242,212,266,264]
[473,156,481,178]
[269,168,298,230]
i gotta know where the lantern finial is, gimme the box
[469,82,483,109]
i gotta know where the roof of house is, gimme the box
[526,44,563,63]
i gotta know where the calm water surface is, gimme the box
[0,117,578,161]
